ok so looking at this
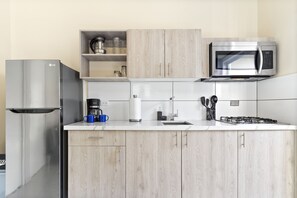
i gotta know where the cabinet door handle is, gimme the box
[88,136,103,140]
[159,63,162,77]
[167,63,170,76]
[185,132,188,147]
[240,133,245,148]
[117,148,121,163]
[175,132,178,147]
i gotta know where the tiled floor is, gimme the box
[7,163,59,198]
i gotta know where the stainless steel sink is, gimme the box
[161,121,193,125]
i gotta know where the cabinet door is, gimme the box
[126,131,181,198]
[182,131,237,198]
[238,131,295,198]
[68,146,125,198]
[127,29,165,78]
[165,29,202,78]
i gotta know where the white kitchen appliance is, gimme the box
[129,95,141,122]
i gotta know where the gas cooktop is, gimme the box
[220,116,277,124]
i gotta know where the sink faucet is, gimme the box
[167,97,178,121]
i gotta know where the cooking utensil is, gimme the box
[206,99,210,108]
[200,97,206,107]
[201,96,212,120]
[201,95,218,121]
[210,95,218,106]
[210,95,218,120]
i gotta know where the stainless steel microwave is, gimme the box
[209,41,276,78]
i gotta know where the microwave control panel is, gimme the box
[263,51,273,69]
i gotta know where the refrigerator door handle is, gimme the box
[8,108,61,114]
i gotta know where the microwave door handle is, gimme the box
[258,46,264,74]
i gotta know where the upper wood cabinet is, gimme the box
[127,29,202,78]
[126,131,181,198]
[182,131,237,198]
[165,30,202,78]
[127,30,165,78]
[238,131,295,198]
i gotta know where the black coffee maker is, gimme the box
[87,98,102,121]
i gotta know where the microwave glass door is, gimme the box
[216,50,274,71]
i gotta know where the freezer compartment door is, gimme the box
[6,109,60,197]
[6,60,60,109]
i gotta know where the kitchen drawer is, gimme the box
[68,131,125,146]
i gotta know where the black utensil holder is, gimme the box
[206,108,212,120]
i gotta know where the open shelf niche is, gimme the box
[80,30,127,81]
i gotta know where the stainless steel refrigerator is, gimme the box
[5,60,82,198]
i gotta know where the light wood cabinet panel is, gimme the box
[68,130,125,146]
[238,131,295,198]
[165,29,202,78]
[67,130,295,198]
[295,132,297,198]
[182,131,237,198]
[126,131,181,198]
[127,29,165,78]
[68,146,125,198]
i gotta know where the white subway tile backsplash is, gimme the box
[216,82,257,100]
[88,82,130,101]
[100,101,129,121]
[86,73,297,123]
[173,82,215,100]
[216,101,257,118]
[142,101,171,120]
[131,82,172,100]
[258,73,297,100]
[174,101,205,120]
[258,100,297,125]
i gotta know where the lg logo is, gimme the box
[48,63,56,67]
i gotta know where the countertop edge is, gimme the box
[64,121,297,131]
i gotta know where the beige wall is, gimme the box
[258,0,297,76]
[0,0,10,153]
[9,0,258,71]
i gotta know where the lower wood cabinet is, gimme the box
[182,131,237,198]
[125,131,239,198]
[238,131,295,198]
[68,131,125,198]
[68,130,295,198]
[126,131,181,198]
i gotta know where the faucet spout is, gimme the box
[168,97,178,121]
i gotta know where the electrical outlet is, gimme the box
[101,100,109,106]
[230,100,240,106]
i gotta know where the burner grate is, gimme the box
[220,116,277,124]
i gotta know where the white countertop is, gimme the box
[64,120,297,131]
